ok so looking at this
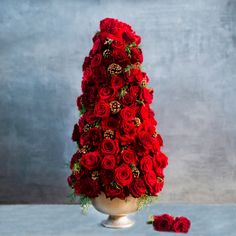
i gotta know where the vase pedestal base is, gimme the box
[101,215,134,228]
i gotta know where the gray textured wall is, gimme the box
[0,0,235,204]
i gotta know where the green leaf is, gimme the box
[137,195,159,211]
[73,162,81,172]
[79,195,92,215]
[80,104,86,116]
[136,99,144,105]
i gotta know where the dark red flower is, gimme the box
[100,138,119,155]
[98,87,116,101]
[140,155,153,173]
[129,178,146,198]
[101,155,116,170]
[111,76,125,90]
[131,47,143,63]
[153,152,168,169]
[172,216,191,233]
[80,151,100,170]
[94,101,110,118]
[104,185,126,200]
[121,149,137,164]
[153,214,175,232]
[144,170,163,195]
[80,176,101,198]
[138,130,153,149]
[72,123,80,142]
[120,106,136,121]
[91,53,102,67]
[114,164,133,186]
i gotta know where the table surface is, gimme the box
[0,204,235,236]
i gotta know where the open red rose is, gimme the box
[99,169,114,185]
[79,176,101,198]
[91,53,102,67]
[140,155,153,173]
[153,152,168,169]
[114,164,133,186]
[144,170,163,195]
[140,87,153,104]
[100,138,119,155]
[129,178,146,198]
[98,87,116,101]
[131,47,143,63]
[172,216,191,233]
[87,127,102,147]
[101,155,116,170]
[121,149,137,164]
[111,76,125,90]
[80,151,100,170]
[138,130,153,149]
[153,214,175,232]
[120,106,136,121]
[72,123,80,142]
[70,151,81,170]
[94,101,110,118]
[104,185,126,200]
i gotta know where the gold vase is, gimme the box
[92,192,138,228]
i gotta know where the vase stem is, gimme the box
[101,215,134,228]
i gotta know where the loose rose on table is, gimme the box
[147,214,191,233]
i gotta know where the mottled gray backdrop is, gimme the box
[0,0,235,203]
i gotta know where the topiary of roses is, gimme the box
[67,18,168,208]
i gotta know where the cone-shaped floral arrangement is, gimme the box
[67,18,168,209]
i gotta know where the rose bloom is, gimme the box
[94,101,110,118]
[131,47,143,63]
[121,149,137,164]
[138,130,153,149]
[87,127,102,147]
[91,53,102,67]
[153,152,168,169]
[101,155,116,170]
[140,155,153,173]
[153,214,175,232]
[120,106,136,121]
[114,164,133,186]
[90,38,101,56]
[100,138,119,155]
[129,178,146,198]
[104,185,126,200]
[82,56,91,71]
[140,87,153,104]
[120,120,136,134]
[101,117,120,130]
[111,76,125,90]
[70,151,81,170]
[80,151,100,170]
[112,49,130,66]
[172,216,191,233]
[144,170,164,195]
[98,87,116,101]
[79,176,101,198]
[99,169,114,185]
[72,123,80,142]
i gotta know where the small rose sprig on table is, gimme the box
[147,214,191,233]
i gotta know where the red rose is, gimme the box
[90,38,101,56]
[67,174,76,187]
[132,69,143,83]
[80,151,100,170]
[111,39,125,50]
[140,87,153,104]
[131,47,143,63]
[91,53,102,67]
[144,170,163,195]
[129,178,146,198]
[121,149,137,164]
[138,130,153,149]
[112,49,130,66]
[140,155,153,173]
[72,123,80,142]
[111,76,125,90]
[82,56,91,71]
[80,176,101,198]
[153,152,168,169]
[100,18,122,36]
[104,185,126,200]
[120,92,136,106]
[120,120,136,134]
[94,101,110,118]
[101,117,120,130]
[120,106,136,121]
[70,151,81,170]
[172,216,191,233]
[80,132,90,146]
[101,155,116,170]
[114,164,133,186]
[83,111,98,124]
[100,138,119,155]
[153,214,175,232]
[87,127,102,147]
[99,169,114,186]
[98,87,116,101]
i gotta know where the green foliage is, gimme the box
[136,99,144,105]
[79,104,86,116]
[67,189,76,203]
[79,195,92,215]
[137,195,159,211]
[73,162,81,172]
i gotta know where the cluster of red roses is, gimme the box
[67,18,168,200]
[150,214,191,233]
